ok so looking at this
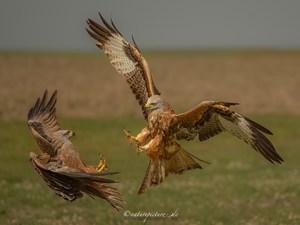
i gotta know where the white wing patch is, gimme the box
[103,34,137,74]
[218,114,254,144]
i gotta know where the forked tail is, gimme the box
[138,146,207,195]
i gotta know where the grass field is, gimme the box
[0,52,299,224]
[0,115,299,225]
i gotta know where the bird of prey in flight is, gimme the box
[28,90,123,210]
[86,14,283,194]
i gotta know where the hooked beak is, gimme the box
[68,131,76,137]
[145,103,154,110]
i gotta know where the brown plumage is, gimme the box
[28,90,123,210]
[86,14,160,119]
[86,14,284,194]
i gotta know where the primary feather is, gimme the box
[86,13,160,119]
[28,90,123,210]
[87,14,283,194]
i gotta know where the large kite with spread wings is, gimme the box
[28,90,123,210]
[86,14,283,194]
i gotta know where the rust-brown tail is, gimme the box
[138,146,204,195]
[82,182,123,211]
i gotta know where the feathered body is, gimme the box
[137,99,203,194]
[28,90,123,210]
[86,14,283,194]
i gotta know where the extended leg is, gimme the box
[138,135,162,160]
[123,129,137,145]
[123,127,151,153]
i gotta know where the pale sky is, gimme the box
[1,0,300,51]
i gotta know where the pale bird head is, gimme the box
[145,95,165,111]
[60,130,76,138]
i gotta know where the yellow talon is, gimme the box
[123,129,136,145]
[96,154,109,172]
[123,129,144,154]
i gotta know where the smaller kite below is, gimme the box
[27,90,123,211]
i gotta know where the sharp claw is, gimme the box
[123,129,145,155]
[96,153,109,172]
[123,128,136,145]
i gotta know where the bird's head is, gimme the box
[61,130,76,139]
[145,95,166,111]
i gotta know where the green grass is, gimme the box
[0,115,299,225]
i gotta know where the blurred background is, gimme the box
[1,0,300,119]
[1,1,300,225]
[2,0,300,51]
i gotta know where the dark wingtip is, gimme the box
[98,12,115,33]
[37,89,48,112]
[110,17,122,36]
[221,102,239,107]
[131,35,141,52]
[246,117,274,135]
[99,171,120,176]
[86,18,91,25]
[269,156,284,164]
[98,12,104,20]
[85,26,95,38]
[251,128,284,164]
[53,89,58,97]
[28,97,40,120]
[28,89,58,121]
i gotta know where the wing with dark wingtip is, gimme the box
[27,90,61,156]
[86,13,160,119]
[174,101,284,164]
[30,152,123,210]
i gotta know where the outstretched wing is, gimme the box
[86,13,160,119]
[30,152,83,200]
[27,90,62,156]
[174,101,283,164]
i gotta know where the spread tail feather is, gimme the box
[83,182,123,211]
[138,147,203,195]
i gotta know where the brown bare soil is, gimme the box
[0,51,299,120]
